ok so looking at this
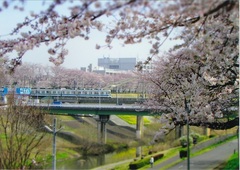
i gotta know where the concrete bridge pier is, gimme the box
[136,115,144,157]
[136,115,144,139]
[95,115,110,144]
[203,127,211,136]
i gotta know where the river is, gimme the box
[46,147,138,169]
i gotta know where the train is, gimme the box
[0,87,8,96]
[0,87,111,98]
[30,88,111,98]
[0,87,8,104]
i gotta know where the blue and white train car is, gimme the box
[30,88,111,98]
[0,87,8,104]
[0,87,8,96]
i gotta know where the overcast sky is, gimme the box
[0,1,178,69]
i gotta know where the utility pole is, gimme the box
[52,118,57,170]
[185,98,191,170]
[44,118,63,170]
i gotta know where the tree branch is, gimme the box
[174,117,239,130]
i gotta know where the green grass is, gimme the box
[223,151,239,170]
[111,162,130,170]
[57,152,68,159]
[111,93,138,98]
[159,135,237,170]
[111,93,149,98]
[117,115,150,125]
[112,147,182,170]
[0,134,6,139]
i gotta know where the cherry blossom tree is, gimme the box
[0,0,238,141]
[137,1,239,141]
[0,57,9,86]
[143,48,238,141]
[4,63,47,88]
[0,0,233,69]
[6,62,138,90]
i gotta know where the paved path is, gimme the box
[150,138,238,170]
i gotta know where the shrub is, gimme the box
[209,134,216,138]
[179,149,188,158]
[223,152,239,170]
[179,136,193,147]
[190,132,200,144]
[129,153,164,169]
[198,135,207,142]
[129,158,149,169]
[154,153,164,160]
[190,132,200,139]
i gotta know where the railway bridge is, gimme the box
[38,103,154,145]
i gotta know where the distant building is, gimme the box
[98,57,136,71]
[87,64,93,72]
[80,67,86,72]
[93,67,127,75]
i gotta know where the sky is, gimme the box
[0,1,178,69]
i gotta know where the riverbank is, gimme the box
[92,133,236,170]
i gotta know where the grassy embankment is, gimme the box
[222,151,239,170]
[117,115,151,125]
[111,93,145,98]
[109,128,238,170]
[157,134,238,170]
